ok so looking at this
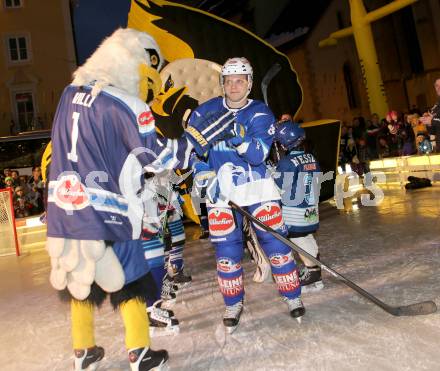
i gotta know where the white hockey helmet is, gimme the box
[221,57,253,92]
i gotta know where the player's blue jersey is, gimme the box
[47,84,191,241]
[189,97,280,206]
[274,150,321,235]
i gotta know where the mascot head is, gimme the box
[72,28,163,102]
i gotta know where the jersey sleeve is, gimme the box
[235,105,276,166]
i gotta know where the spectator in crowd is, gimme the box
[352,116,366,142]
[366,113,381,159]
[355,137,370,176]
[377,137,390,158]
[4,176,14,189]
[13,186,33,218]
[27,166,44,213]
[3,169,11,178]
[401,115,416,156]
[10,170,21,188]
[385,110,402,156]
[420,77,440,152]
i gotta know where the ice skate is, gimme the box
[223,300,243,334]
[300,265,324,293]
[128,347,169,371]
[284,297,305,323]
[161,274,179,304]
[148,300,175,318]
[172,269,192,288]
[74,345,104,371]
[147,303,180,337]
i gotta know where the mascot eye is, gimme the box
[145,48,160,69]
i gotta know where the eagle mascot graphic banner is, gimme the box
[71,0,340,206]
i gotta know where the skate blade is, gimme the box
[301,281,324,294]
[295,317,302,324]
[150,326,180,338]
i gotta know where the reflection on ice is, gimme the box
[0,186,439,370]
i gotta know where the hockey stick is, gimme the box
[229,201,437,317]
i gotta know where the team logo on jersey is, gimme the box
[217,257,241,273]
[137,111,155,134]
[252,202,283,231]
[304,207,318,223]
[218,275,243,297]
[269,252,293,268]
[52,173,90,211]
[273,270,300,293]
[208,208,235,236]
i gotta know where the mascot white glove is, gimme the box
[46,237,125,300]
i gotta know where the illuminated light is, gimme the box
[383,159,397,168]
[407,156,430,166]
[428,155,440,165]
[369,160,384,169]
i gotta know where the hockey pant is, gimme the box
[208,201,301,306]
[289,234,319,267]
[71,298,150,350]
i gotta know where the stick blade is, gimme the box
[392,301,437,316]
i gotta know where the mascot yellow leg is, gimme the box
[71,300,95,349]
[120,299,150,350]
[71,300,105,371]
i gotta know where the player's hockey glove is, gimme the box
[227,122,246,147]
[192,161,221,204]
[185,110,235,155]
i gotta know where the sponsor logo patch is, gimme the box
[252,202,283,231]
[217,257,241,273]
[137,111,155,134]
[208,208,235,236]
[53,173,89,211]
[273,271,300,293]
[269,252,293,268]
[218,276,243,297]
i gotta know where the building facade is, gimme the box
[0,0,76,136]
[286,0,440,124]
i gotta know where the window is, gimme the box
[14,92,34,131]
[4,0,22,8]
[7,36,28,62]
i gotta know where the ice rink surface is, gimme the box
[1,185,439,371]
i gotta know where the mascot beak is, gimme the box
[138,63,162,103]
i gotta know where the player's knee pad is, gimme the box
[250,201,287,243]
[207,207,242,244]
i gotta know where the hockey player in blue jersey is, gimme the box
[44,28,235,371]
[191,57,304,333]
[273,121,324,293]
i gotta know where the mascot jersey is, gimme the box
[189,97,280,206]
[47,84,191,241]
[274,150,321,235]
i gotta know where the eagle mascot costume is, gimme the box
[44,28,235,371]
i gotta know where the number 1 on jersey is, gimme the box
[67,111,80,162]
